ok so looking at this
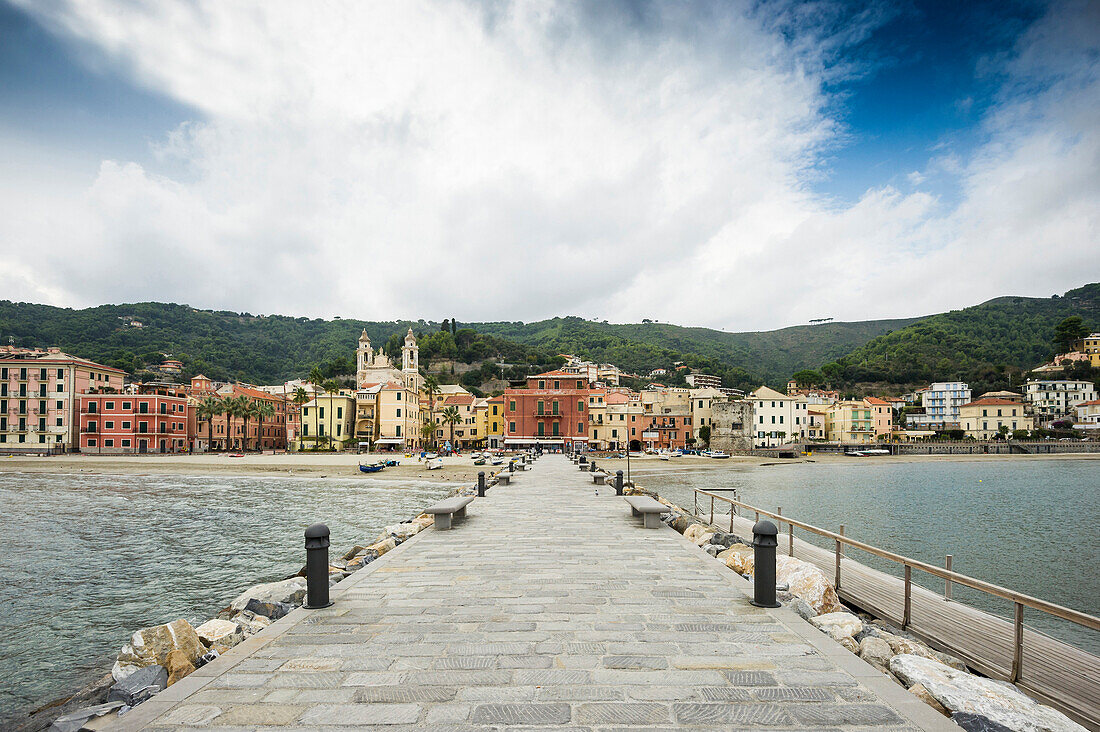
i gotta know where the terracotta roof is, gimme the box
[1077,399,1100,407]
[864,397,889,405]
[962,398,1023,407]
[532,370,583,378]
[441,394,474,405]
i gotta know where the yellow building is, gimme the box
[1082,333,1100,368]
[298,393,357,450]
[355,382,421,451]
[825,401,875,443]
[688,387,727,443]
[486,396,505,449]
[959,398,1034,439]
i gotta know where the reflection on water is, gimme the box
[628,458,1100,655]
[0,472,457,720]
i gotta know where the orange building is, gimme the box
[192,380,290,451]
[504,370,590,450]
[79,384,189,454]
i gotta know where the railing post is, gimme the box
[694,491,698,516]
[788,523,794,557]
[304,523,333,609]
[903,564,912,629]
[945,555,953,599]
[710,496,714,526]
[839,524,845,556]
[834,538,841,591]
[1011,602,1023,682]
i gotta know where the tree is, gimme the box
[257,400,276,450]
[239,398,257,451]
[225,395,248,451]
[197,396,223,452]
[997,424,1009,440]
[698,424,711,449]
[323,379,340,450]
[421,375,440,448]
[820,362,843,385]
[1054,316,1087,354]
[292,387,310,450]
[441,405,461,450]
[790,369,822,387]
[420,416,436,448]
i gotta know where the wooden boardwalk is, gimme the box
[709,510,1100,730]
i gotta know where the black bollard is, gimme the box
[509,460,514,473]
[478,471,486,497]
[750,520,781,608]
[615,470,624,496]
[589,461,596,472]
[304,523,333,609]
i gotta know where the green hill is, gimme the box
[824,284,1100,392]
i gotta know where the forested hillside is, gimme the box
[819,284,1100,392]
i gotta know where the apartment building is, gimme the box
[908,382,971,430]
[299,393,357,449]
[825,401,875,443]
[504,371,589,450]
[750,386,808,446]
[79,385,189,453]
[959,398,1034,440]
[0,347,126,453]
[1023,379,1098,421]
[864,397,894,439]
[685,373,722,390]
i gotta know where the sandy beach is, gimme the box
[0,449,1095,480]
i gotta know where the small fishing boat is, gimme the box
[383,459,400,467]
[709,451,730,459]
[423,452,439,459]
[359,462,385,473]
[228,453,244,458]
[473,456,487,466]
[491,456,504,466]
[425,457,444,470]
[658,453,671,461]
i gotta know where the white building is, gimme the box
[1024,379,1098,421]
[908,382,971,430]
[750,386,808,447]
[1073,400,1100,430]
[686,373,722,389]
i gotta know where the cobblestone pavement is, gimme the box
[117,456,954,730]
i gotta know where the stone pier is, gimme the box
[112,456,954,730]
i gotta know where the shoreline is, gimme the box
[1,449,1097,479]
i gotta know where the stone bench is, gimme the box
[425,495,475,530]
[624,495,672,529]
[496,474,512,486]
[592,472,608,485]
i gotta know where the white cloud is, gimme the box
[0,0,1097,331]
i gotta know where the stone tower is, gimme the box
[402,328,420,391]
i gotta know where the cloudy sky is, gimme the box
[0,0,1097,330]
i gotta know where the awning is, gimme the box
[374,438,405,444]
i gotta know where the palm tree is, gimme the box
[421,375,440,449]
[292,387,309,451]
[227,395,248,451]
[419,416,436,449]
[257,401,276,451]
[323,379,340,450]
[197,396,223,452]
[442,405,461,452]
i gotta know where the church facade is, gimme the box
[354,328,423,451]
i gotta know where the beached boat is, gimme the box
[383,459,400,467]
[709,451,730,459]
[358,462,385,473]
[425,457,444,470]
[658,453,672,461]
[491,456,504,466]
[473,457,487,466]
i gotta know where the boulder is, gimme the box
[789,597,817,621]
[235,610,272,637]
[669,515,696,534]
[164,649,195,686]
[411,514,434,529]
[112,619,203,681]
[889,654,1087,732]
[229,577,307,613]
[366,536,397,556]
[708,531,744,548]
[702,543,723,557]
[194,619,244,652]
[809,612,863,641]
[683,524,709,544]
[858,636,894,672]
[346,552,376,571]
[877,629,965,669]
[718,543,754,571]
[775,555,843,614]
[838,636,859,653]
[341,544,366,561]
[107,664,167,705]
[49,701,125,732]
[908,683,950,717]
[243,598,292,621]
[384,522,422,540]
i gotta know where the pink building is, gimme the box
[865,397,894,440]
[0,347,126,453]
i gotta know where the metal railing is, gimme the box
[692,487,1099,683]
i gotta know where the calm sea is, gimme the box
[628,457,1099,655]
[0,472,457,722]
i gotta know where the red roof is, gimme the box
[532,370,583,378]
[962,398,1023,407]
[865,397,889,405]
[441,394,474,405]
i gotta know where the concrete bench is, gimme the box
[425,495,475,530]
[496,474,511,486]
[624,495,672,529]
[592,472,608,485]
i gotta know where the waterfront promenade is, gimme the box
[113,456,953,730]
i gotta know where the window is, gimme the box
[138,421,148,433]
[303,424,309,436]
[123,402,131,410]
[538,380,545,389]
[87,439,96,447]
[319,407,325,419]
[537,422,545,436]
[552,422,560,436]
[396,392,402,401]
[396,425,401,437]
[576,380,583,388]
[578,400,584,411]
[509,400,516,412]
[509,421,516,433]
[553,380,560,389]
[122,421,130,429]
[104,439,114,447]
[396,408,401,417]
[56,383,63,392]
[105,421,114,429]
[56,400,62,410]
[577,422,584,434]
[122,439,130,447]
[87,402,97,413]
[87,421,98,432]
[612,429,618,438]
[337,406,343,419]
